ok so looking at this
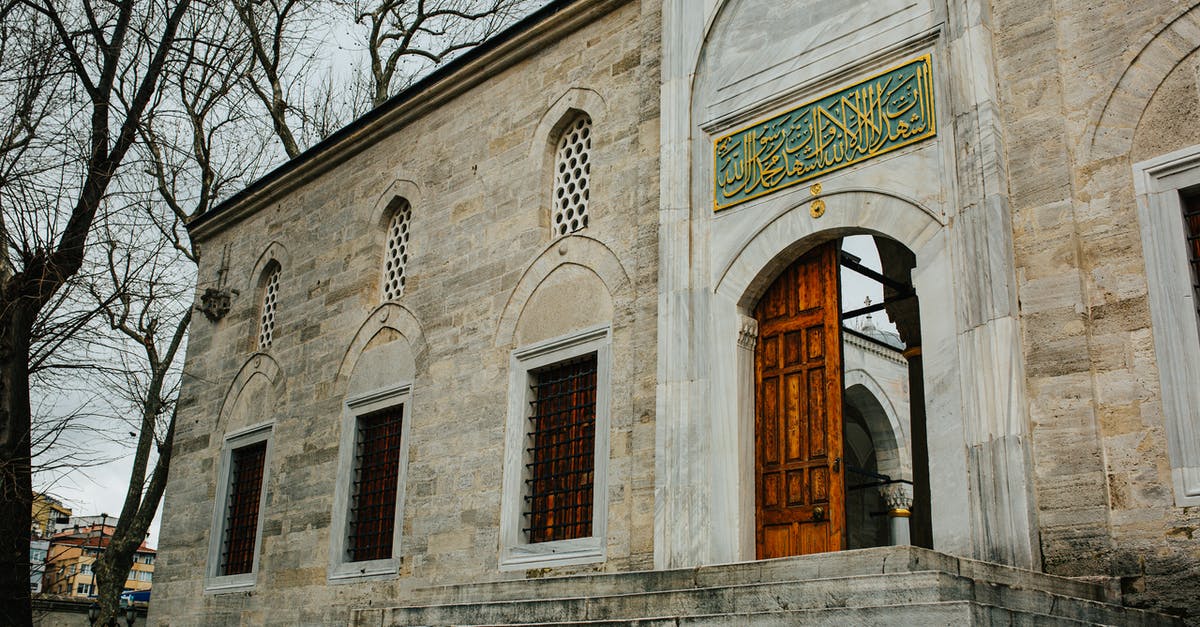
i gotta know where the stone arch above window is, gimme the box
[216,353,284,435]
[381,197,413,302]
[246,242,289,353]
[337,303,429,385]
[515,264,613,347]
[370,180,421,303]
[494,235,631,349]
[528,88,607,239]
[1088,3,1200,161]
[256,261,281,351]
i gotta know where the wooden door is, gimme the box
[754,241,844,559]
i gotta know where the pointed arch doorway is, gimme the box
[754,241,845,558]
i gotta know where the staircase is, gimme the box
[350,546,1180,626]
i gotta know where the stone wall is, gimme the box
[151,1,661,624]
[993,0,1200,620]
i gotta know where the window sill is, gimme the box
[328,558,399,584]
[499,537,604,571]
[204,573,256,594]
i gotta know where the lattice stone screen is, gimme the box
[258,265,280,350]
[552,116,592,236]
[382,200,412,301]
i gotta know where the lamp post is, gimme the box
[87,602,100,626]
[125,605,138,626]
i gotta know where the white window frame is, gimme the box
[328,383,412,582]
[1134,145,1200,507]
[205,421,273,592]
[499,325,611,571]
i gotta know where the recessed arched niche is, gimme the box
[515,264,613,347]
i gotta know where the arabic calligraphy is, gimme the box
[714,55,936,211]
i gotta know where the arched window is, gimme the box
[382,198,412,302]
[258,263,281,350]
[552,115,592,237]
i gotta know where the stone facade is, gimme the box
[154,1,660,623]
[154,0,1200,624]
[993,0,1200,617]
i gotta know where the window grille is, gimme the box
[523,353,597,543]
[348,407,404,562]
[1184,192,1200,322]
[221,441,266,576]
[258,265,280,350]
[382,200,412,301]
[552,116,592,237]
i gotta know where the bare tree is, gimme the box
[81,3,276,621]
[230,0,334,158]
[0,0,190,620]
[348,0,535,107]
[1,0,540,623]
[230,0,538,159]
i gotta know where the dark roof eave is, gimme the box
[187,0,586,234]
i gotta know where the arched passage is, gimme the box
[702,189,961,564]
[745,228,927,558]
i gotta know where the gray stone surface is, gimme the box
[355,547,1178,626]
[152,1,661,624]
[153,0,1200,624]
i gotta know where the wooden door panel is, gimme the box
[785,470,806,507]
[760,376,779,465]
[808,366,827,458]
[784,373,802,462]
[754,241,844,560]
[763,524,792,557]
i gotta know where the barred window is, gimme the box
[523,353,597,543]
[1183,191,1200,322]
[221,441,266,576]
[1133,148,1200,506]
[258,264,280,350]
[382,199,412,301]
[552,115,592,237]
[348,407,404,562]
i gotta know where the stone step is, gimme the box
[449,601,1099,626]
[352,547,1182,626]
[398,547,1106,606]
[364,573,1172,626]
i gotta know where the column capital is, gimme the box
[737,314,759,350]
[880,482,914,513]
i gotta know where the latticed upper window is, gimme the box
[552,115,592,237]
[258,264,280,350]
[221,441,266,576]
[523,353,597,543]
[348,407,404,562]
[382,199,412,301]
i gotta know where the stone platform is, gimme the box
[350,546,1180,626]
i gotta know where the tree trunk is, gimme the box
[91,415,174,625]
[0,302,36,626]
[93,534,139,625]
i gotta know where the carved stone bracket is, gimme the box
[197,286,238,322]
[737,314,759,350]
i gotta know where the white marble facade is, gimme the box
[656,0,1040,570]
